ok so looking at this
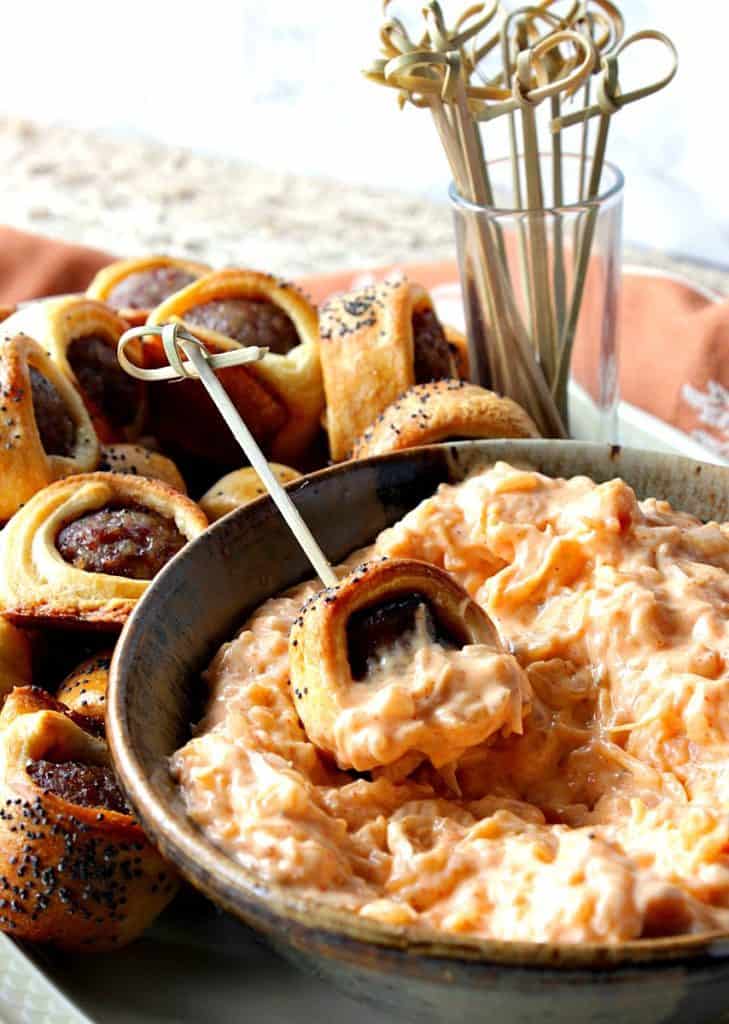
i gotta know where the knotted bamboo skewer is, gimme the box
[552,29,678,411]
[364,1,677,438]
[118,324,339,589]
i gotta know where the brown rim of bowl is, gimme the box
[107,440,729,971]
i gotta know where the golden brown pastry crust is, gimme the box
[0,687,177,950]
[444,323,470,379]
[352,379,540,459]
[289,557,500,770]
[1,296,146,442]
[0,472,207,629]
[86,255,210,326]
[319,279,458,461]
[56,650,112,724]
[145,269,323,464]
[0,619,32,697]
[199,463,300,522]
[0,305,16,324]
[99,444,186,493]
[0,334,100,523]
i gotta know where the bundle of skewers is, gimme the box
[365,1,678,437]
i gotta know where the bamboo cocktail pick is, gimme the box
[551,29,678,409]
[117,323,339,589]
[365,1,677,438]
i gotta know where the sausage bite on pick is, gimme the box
[289,558,530,772]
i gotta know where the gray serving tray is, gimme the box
[1,266,726,1022]
[16,892,390,1024]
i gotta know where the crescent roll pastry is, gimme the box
[352,379,540,459]
[1,296,146,442]
[86,255,210,326]
[0,335,99,523]
[145,269,323,464]
[0,686,177,950]
[319,279,463,461]
[99,444,187,493]
[0,619,32,697]
[289,557,530,772]
[444,324,470,379]
[199,463,300,522]
[56,651,112,725]
[0,472,207,629]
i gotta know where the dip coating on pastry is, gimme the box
[290,557,528,771]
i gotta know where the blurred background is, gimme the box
[0,0,723,273]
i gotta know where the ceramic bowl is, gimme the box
[108,440,729,1024]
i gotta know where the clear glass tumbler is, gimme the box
[450,155,624,442]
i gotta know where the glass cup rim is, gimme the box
[449,154,624,216]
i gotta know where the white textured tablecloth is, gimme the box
[1,118,728,295]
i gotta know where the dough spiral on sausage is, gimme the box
[99,443,187,493]
[145,268,323,465]
[86,254,210,326]
[1,296,146,442]
[56,650,113,725]
[0,334,99,522]
[319,279,466,461]
[0,620,32,698]
[0,686,177,950]
[199,463,300,522]
[352,379,539,459]
[0,472,207,629]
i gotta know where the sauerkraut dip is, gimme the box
[172,463,729,943]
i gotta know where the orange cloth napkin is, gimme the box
[0,226,110,304]
[1,226,726,461]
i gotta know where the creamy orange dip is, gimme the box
[172,463,729,943]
